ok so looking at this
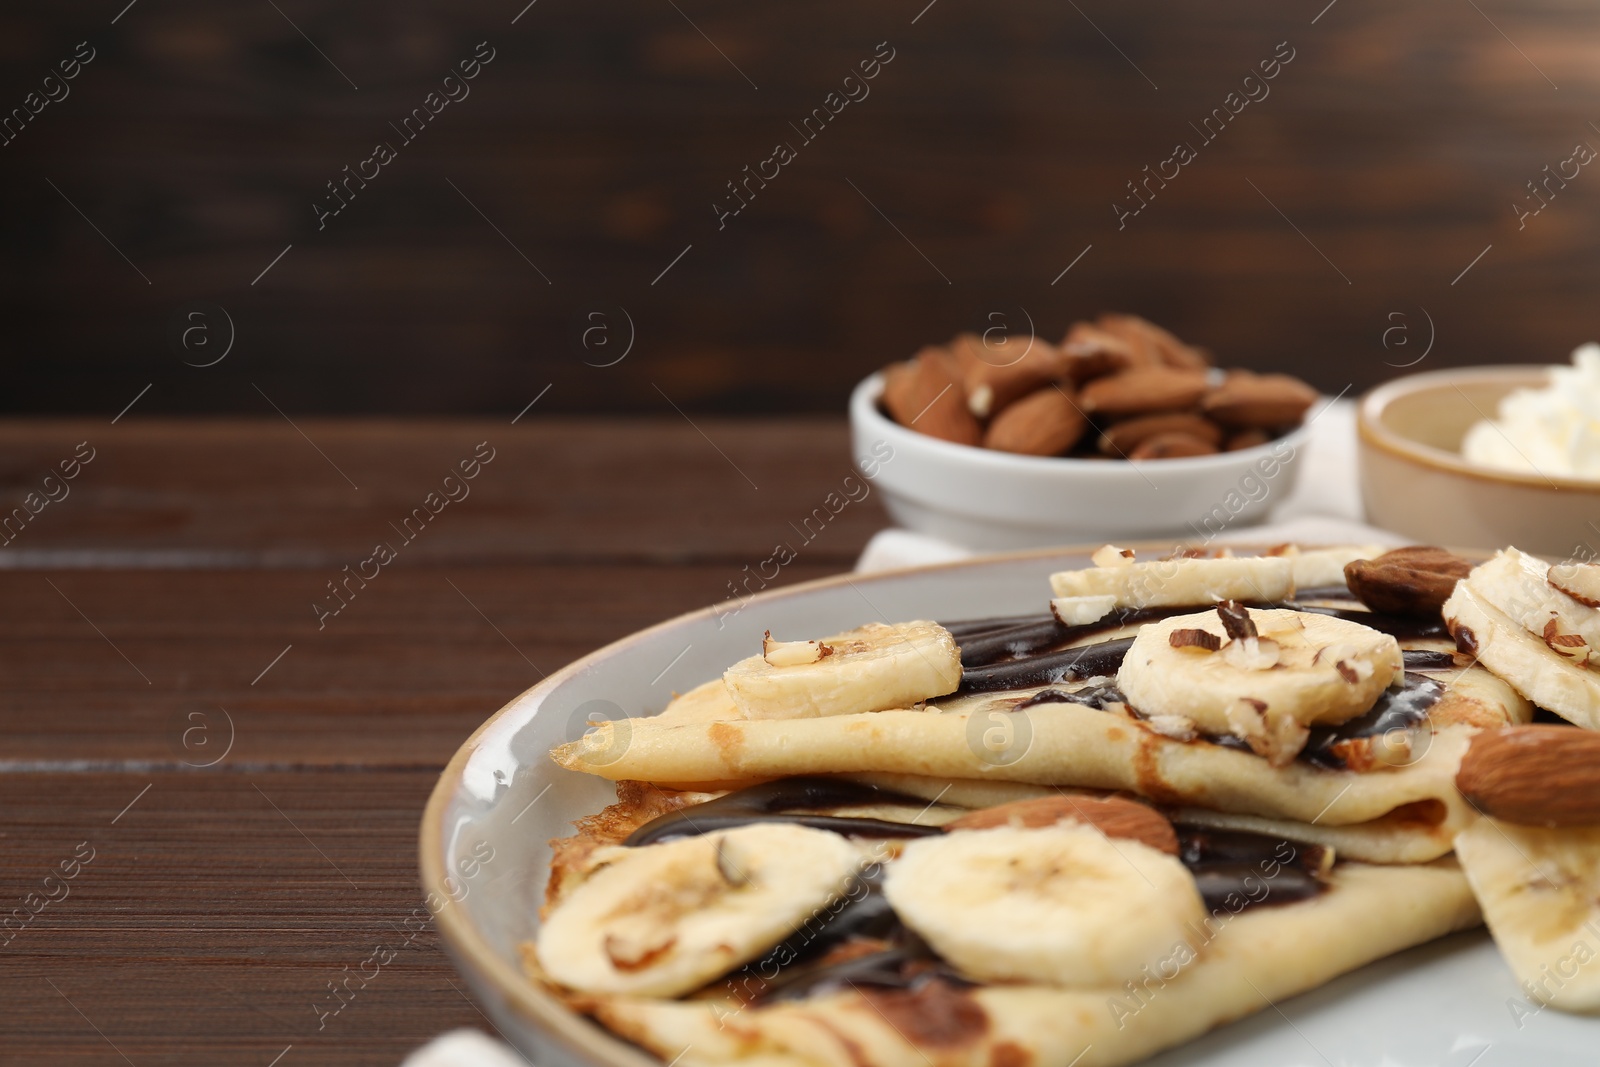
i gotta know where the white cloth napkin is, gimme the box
[855,399,1406,573]
[400,1029,531,1066]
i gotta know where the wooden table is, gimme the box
[0,418,883,1065]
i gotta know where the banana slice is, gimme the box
[1049,551,1293,609]
[1273,543,1388,589]
[1455,818,1600,1013]
[883,822,1204,987]
[723,620,960,719]
[536,823,863,997]
[1117,604,1403,765]
[1444,580,1600,730]
[1460,548,1600,663]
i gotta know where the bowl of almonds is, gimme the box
[849,313,1318,549]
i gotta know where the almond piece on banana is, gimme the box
[1456,725,1600,827]
[1345,546,1474,616]
[761,633,832,667]
[1201,372,1319,428]
[943,794,1179,855]
[1079,367,1211,418]
[881,347,981,446]
[1549,560,1600,607]
[981,386,1086,456]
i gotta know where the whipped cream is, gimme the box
[1461,344,1600,479]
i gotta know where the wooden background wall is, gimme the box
[1,0,1597,415]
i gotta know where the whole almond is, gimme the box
[951,332,1073,418]
[1128,432,1219,460]
[944,794,1178,854]
[1225,429,1272,451]
[1079,367,1211,418]
[1096,313,1211,370]
[1344,546,1474,616]
[1060,322,1137,383]
[1202,372,1318,428]
[982,386,1086,456]
[1099,412,1224,456]
[882,348,982,446]
[1457,726,1600,827]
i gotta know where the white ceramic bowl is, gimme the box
[848,373,1310,550]
[1358,365,1600,558]
[418,547,1599,1067]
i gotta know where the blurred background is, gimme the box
[1,0,1595,416]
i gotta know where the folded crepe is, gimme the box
[554,657,1528,858]
[563,862,1478,1067]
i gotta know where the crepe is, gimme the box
[544,861,1478,1067]
[553,661,1529,831]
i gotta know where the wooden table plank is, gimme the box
[0,419,887,567]
[0,418,885,1063]
[0,561,845,766]
[0,771,494,1066]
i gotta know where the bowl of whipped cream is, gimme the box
[1358,347,1600,557]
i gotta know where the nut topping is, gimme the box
[981,386,1087,456]
[762,633,834,667]
[1216,600,1257,642]
[1549,561,1600,607]
[943,794,1179,855]
[1079,367,1211,418]
[881,348,982,446]
[1457,725,1600,827]
[1344,546,1475,616]
[1201,372,1319,429]
[879,314,1314,461]
[1169,628,1222,652]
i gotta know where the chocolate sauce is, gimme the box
[956,617,1070,668]
[950,601,1443,688]
[756,943,972,1003]
[940,613,1053,641]
[1289,584,1355,602]
[956,608,1184,670]
[1402,649,1458,671]
[1299,674,1444,770]
[1288,603,1449,641]
[1015,684,1126,712]
[658,779,1331,1001]
[1016,669,1444,773]
[1176,827,1329,913]
[624,777,943,846]
[956,638,1134,694]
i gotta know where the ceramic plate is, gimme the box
[419,546,1600,1067]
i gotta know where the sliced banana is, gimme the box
[1455,818,1600,1013]
[1444,580,1600,730]
[723,620,960,719]
[536,823,863,997]
[1049,551,1293,609]
[882,822,1204,988]
[1274,543,1388,590]
[1461,548,1600,663]
[1117,605,1403,765]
